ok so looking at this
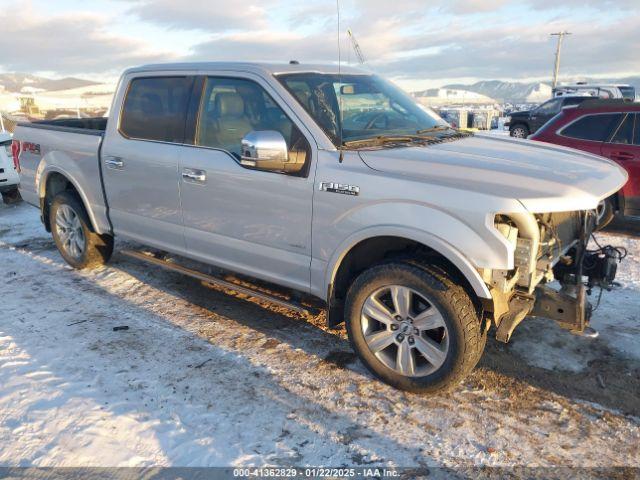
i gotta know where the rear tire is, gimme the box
[50,191,114,269]
[594,197,615,231]
[345,261,484,394]
[509,124,529,138]
[1,187,22,205]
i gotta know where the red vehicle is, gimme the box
[530,99,639,228]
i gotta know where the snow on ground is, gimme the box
[480,129,510,137]
[0,201,639,467]
[511,232,640,370]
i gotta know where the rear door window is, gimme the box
[120,76,193,143]
[609,113,634,145]
[560,113,623,142]
[536,98,563,115]
[562,97,588,107]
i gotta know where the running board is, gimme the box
[120,249,313,315]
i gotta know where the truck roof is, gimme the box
[125,62,368,77]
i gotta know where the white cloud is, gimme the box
[0,2,174,76]
[0,0,637,87]
[123,0,276,31]
[376,15,640,80]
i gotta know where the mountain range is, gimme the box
[2,72,638,103]
[441,77,640,103]
[0,73,99,93]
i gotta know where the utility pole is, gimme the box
[550,31,571,89]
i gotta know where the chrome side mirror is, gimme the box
[240,130,289,171]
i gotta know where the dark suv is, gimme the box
[506,96,593,138]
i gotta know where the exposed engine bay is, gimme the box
[482,210,626,342]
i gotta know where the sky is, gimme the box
[0,0,638,90]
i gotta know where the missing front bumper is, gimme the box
[495,284,592,343]
[529,284,591,333]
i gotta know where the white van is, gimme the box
[553,83,635,100]
[0,132,21,204]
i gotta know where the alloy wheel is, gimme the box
[55,204,86,260]
[360,285,449,377]
[511,127,527,138]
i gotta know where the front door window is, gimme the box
[195,77,310,176]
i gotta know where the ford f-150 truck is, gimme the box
[13,62,628,393]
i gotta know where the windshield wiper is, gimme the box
[416,125,452,134]
[342,134,435,148]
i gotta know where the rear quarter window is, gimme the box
[119,76,193,143]
[609,113,634,145]
[560,113,623,142]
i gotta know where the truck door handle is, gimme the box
[182,168,206,184]
[105,156,124,169]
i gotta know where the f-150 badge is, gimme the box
[319,182,360,196]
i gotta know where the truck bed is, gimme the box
[22,117,107,136]
[14,118,111,233]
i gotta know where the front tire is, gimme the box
[345,262,484,394]
[509,124,529,138]
[50,191,114,269]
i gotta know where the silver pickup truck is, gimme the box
[14,62,627,393]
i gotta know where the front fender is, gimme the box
[312,199,519,301]
[323,224,493,299]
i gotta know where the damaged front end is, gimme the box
[481,210,624,342]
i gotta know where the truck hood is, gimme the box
[358,134,628,213]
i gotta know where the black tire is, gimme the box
[400,259,488,369]
[1,187,22,204]
[345,262,484,394]
[594,197,615,231]
[509,124,529,138]
[49,191,114,269]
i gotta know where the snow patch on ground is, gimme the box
[510,318,598,373]
[589,234,640,361]
[1,202,639,467]
[511,232,640,372]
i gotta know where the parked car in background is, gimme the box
[0,132,21,204]
[12,62,627,394]
[506,96,593,138]
[553,83,636,101]
[530,99,639,228]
